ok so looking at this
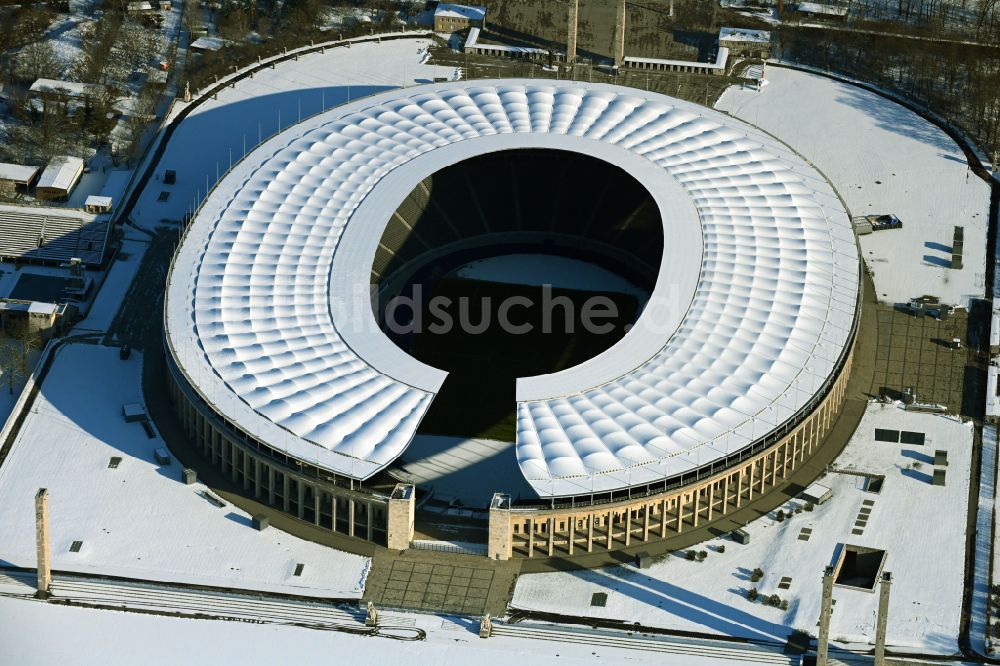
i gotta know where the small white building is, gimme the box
[126,0,154,12]
[84,195,113,214]
[35,156,85,201]
[190,36,226,53]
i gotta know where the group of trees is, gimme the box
[777,27,1000,159]
[0,329,42,398]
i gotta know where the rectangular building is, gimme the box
[434,3,487,32]
[35,156,84,201]
[0,163,41,195]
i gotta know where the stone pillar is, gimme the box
[613,0,626,68]
[488,493,512,561]
[818,565,835,666]
[386,484,415,551]
[35,488,51,598]
[875,572,892,665]
[566,0,579,64]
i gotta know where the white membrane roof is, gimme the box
[166,80,859,494]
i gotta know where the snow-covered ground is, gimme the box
[456,254,648,302]
[717,66,990,307]
[74,234,148,335]
[132,38,450,229]
[512,404,972,655]
[0,595,793,666]
[0,343,370,598]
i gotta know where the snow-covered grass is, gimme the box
[0,344,370,598]
[512,404,972,655]
[716,66,990,307]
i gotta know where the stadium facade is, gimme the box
[164,80,861,559]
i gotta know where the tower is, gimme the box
[613,0,626,68]
[817,564,835,665]
[566,0,579,64]
[874,572,892,665]
[35,488,51,598]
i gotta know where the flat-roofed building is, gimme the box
[0,163,41,195]
[434,3,486,32]
[718,27,772,59]
[84,195,113,214]
[35,156,84,202]
[0,299,66,338]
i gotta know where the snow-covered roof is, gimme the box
[796,1,848,14]
[29,78,100,98]
[166,80,859,494]
[719,27,772,43]
[0,300,58,315]
[0,163,40,184]
[85,195,113,209]
[435,3,486,21]
[190,36,226,52]
[37,156,84,192]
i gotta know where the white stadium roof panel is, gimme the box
[166,80,859,495]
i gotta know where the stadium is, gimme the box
[164,80,861,561]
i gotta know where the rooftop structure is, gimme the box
[166,80,859,499]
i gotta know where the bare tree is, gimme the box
[15,41,62,81]
[0,328,41,396]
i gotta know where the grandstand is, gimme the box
[374,150,662,291]
[0,204,111,266]
[165,80,860,558]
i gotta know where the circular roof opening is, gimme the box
[371,148,664,441]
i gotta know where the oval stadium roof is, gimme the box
[165,80,859,496]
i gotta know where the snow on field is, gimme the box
[0,344,370,598]
[717,66,990,307]
[512,404,972,655]
[0,596,776,666]
[457,254,648,301]
[132,38,448,228]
